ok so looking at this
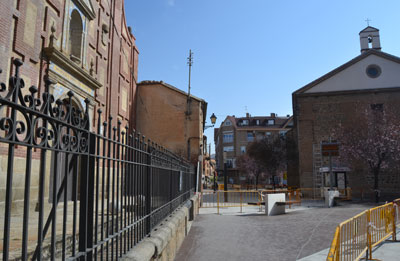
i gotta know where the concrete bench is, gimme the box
[276,201,300,206]
[265,193,286,216]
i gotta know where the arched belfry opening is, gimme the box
[69,9,83,63]
[360,26,381,53]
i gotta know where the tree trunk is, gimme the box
[255,174,259,189]
[374,168,380,203]
[273,175,276,189]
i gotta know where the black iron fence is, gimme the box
[0,60,195,260]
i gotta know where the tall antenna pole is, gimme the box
[186,49,193,115]
[187,49,193,97]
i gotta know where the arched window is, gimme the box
[69,10,83,63]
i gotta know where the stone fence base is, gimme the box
[121,194,199,261]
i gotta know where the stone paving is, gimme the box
[175,201,380,261]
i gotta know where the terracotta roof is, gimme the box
[218,115,292,129]
[226,116,237,128]
[293,49,400,95]
[138,80,205,103]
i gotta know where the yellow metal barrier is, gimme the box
[394,199,400,241]
[327,227,340,260]
[327,199,400,261]
[202,189,304,214]
[369,203,394,250]
[259,189,301,209]
[201,190,263,213]
[394,199,400,227]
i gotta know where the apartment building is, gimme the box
[214,113,293,183]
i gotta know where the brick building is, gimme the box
[214,113,293,184]
[135,80,207,190]
[291,26,400,198]
[0,0,138,210]
[0,0,138,129]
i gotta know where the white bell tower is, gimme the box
[359,26,381,53]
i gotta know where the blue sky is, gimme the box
[124,0,400,153]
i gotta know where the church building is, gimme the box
[291,26,400,199]
[0,0,138,130]
[0,0,138,213]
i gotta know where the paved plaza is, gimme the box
[175,201,399,261]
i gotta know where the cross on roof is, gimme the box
[365,18,372,26]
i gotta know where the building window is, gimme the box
[268,119,275,125]
[256,120,260,125]
[224,120,232,126]
[370,103,383,112]
[247,132,254,142]
[265,132,271,136]
[69,10,84,63]
[279,130,287,137]
[242,119,249,126]
[240,146,246,154]
[223,132,234,143]
[225,158,236,168]
[223,146,234,152]
[366,64,381,78]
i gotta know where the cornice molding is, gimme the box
[72,0,96,20]
[43,47,102,91]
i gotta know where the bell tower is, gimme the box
[359,26,381,53]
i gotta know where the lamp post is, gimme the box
[204,113,217,191]
[204,113,217,130]
[214,169,217,191]
[193,113,216,192]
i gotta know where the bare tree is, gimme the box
[236,154,266,187]
[245,135,296,188]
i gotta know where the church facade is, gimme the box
[291,27,400,199]
[0,0,138,210]
[0,0,138,130]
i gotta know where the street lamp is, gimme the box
[204,113,217,130]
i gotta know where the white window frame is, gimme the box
[223,146,234,152]
[223,132,234,143]
[62,0,89,66]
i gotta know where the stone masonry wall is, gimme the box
[121,194,200,261]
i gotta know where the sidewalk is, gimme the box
[175,202,375,261]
